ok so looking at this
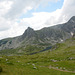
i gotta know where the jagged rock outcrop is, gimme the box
[22,27,36,39]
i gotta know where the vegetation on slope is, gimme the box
[0,37,75,75]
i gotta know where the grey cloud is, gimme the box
[0,21,10,31]
[0,0,11,2]
[5,0,41,19]
[5,0,57,19]
[0,27,9,31]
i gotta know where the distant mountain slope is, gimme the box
[0,30,75,56]
[0,16,75,51]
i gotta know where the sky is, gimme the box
[0,0,75,40]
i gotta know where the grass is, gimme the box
[0,55,75,75]
[0,37,75,75]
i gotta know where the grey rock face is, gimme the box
[22,27,36,39]
[0,16,75,50]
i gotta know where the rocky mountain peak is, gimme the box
[27,27,33,31]
[24,27,34,34]
[22,27,35,39]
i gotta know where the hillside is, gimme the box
[0,36,75,75]
[0,16,75,52]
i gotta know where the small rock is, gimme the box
[33,67,37,69]
[63,67,66,70]
[60,67,62,69]
[56,67,58,69]
[16,61,20,62]
[6,59,8,61]
[22,64,24,65]
[27,63,30,65]
[6,62,10,63]
[50,59,57,62]
[32,64,35,66]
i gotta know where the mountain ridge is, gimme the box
[0,16,75,51]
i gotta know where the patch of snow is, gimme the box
[71,32,74,36]
[61,39,63,42]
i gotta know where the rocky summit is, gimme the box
[0,16,75,51]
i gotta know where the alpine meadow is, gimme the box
[0,0,75,75]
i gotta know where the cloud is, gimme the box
[20,9,61,30]
[0,1,13,16]
[0,0,75,40]
[0,0,13,32]
[0,0,59,39]
[5,0,33,19]
[60,0,75,20]
[5,0,58,19]
[0,17,11,31]
[41,0,75,26]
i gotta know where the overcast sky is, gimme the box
[0,0,75,40]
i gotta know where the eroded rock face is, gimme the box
[0,16,75,50]
[22,27,36,39]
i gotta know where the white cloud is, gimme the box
[59,0,75,21]
[0,1,13,32]
[20,9,60,29]
[0,0,59,39]
[25,0,75,29]
[0,17,11,31]
[0,0,13,16]
[0,20,27,39]
[0,0,75,40]
[5,0,33,19]
[5,0,58,19]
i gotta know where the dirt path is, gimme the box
[49,65,75,73]
[39,65,75,73]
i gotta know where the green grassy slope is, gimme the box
[0,37,75,75]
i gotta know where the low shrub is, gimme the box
[0,66,2,72]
